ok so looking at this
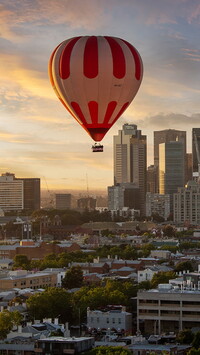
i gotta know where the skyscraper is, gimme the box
[0,173,40,211]
[154,129,186,191]
[192,128,200,177]
[55,194,72,210]
[113,124,147,215]
[159,141,185,212]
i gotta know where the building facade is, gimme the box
[159,141,185,212]
[173,180,200,225]
[55,193,72,209]
[113,124,147,215]
[146,192,170,220]
[154,129,186,192]
[192,128,200,177]
[87,306,132,334]
[0,173,40,212]
[137,286,200,334]
[108,183,140,211]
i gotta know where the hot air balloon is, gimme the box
[49,36,143,152]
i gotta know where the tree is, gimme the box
[13,254,30,270]
[192,331,200,349]
[26,287,72,323]
[175,261,194,273]
[0,310,22,340]
[62,266,83,289]
[150,271,176,289]
[162,225,175,237]
[177,329,194,344]
[86,346,132,355]
[187,349,200,355]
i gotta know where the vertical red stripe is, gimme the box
[105,36,126,79]
[110,102,129,125]
[84,36,98,78]
[103,101,117,124]
[121,39,142,80]
[88,101,98,124]
[71,101,87,125]
[59,37,81,79]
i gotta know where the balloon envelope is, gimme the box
[49,36,143,142]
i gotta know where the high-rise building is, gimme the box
[185,153,193,183]
[159,141,185,212]
[108,183,140,211]
[146,192,170,221]
[55,194,72,210]
[154,129,186,191]
[192,128,200,177]
[20,178,40,211]
[0,173,40,211]
[113,124,147,215]
[147,165,157,193]
[174,180,200,225]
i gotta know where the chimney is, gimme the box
[64,322,70,337]
[54,318,59,325]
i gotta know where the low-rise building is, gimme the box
[35,336,94,354]
[137,284,200,334]
[0,270,57,291]
[87,306,132,334]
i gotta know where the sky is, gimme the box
[0,0,200,193]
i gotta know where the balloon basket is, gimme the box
[92,143,104,152]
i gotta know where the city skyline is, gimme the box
[1,0,200,191]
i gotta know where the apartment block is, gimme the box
[137,285,200,334]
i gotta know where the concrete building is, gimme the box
[146,192,170,220]
[174,180,200,225]
[55,193,72,209]
[77,197,96,211]
[147,165,157,194]
[113,124,147,216]
[137,284,200,334]
[0,269,58,291]
[108,183,140,211]
[192,128,200,177]
[154,129,186,192]
[0,172,40,212]
[159,141,185,212]
[87,306,132,334]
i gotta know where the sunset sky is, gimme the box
[0,0,200,192]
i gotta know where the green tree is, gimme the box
[175,261,194,273]
[177,329,194,344]
[187,349,200,355]
[26,287,72,323]
[62,266,83,289]
[0,310,22,340]
[150,271,176,289]
[162,224,175,237]
[192,331,200,349]
[86,346,132,355]
[13,254,30,270]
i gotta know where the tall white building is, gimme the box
[174,180,200,225]
[113,124,147,215]
[0,173,24,211]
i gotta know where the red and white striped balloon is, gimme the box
[49,36,143,142]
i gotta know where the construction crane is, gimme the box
[43,176,54,208]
